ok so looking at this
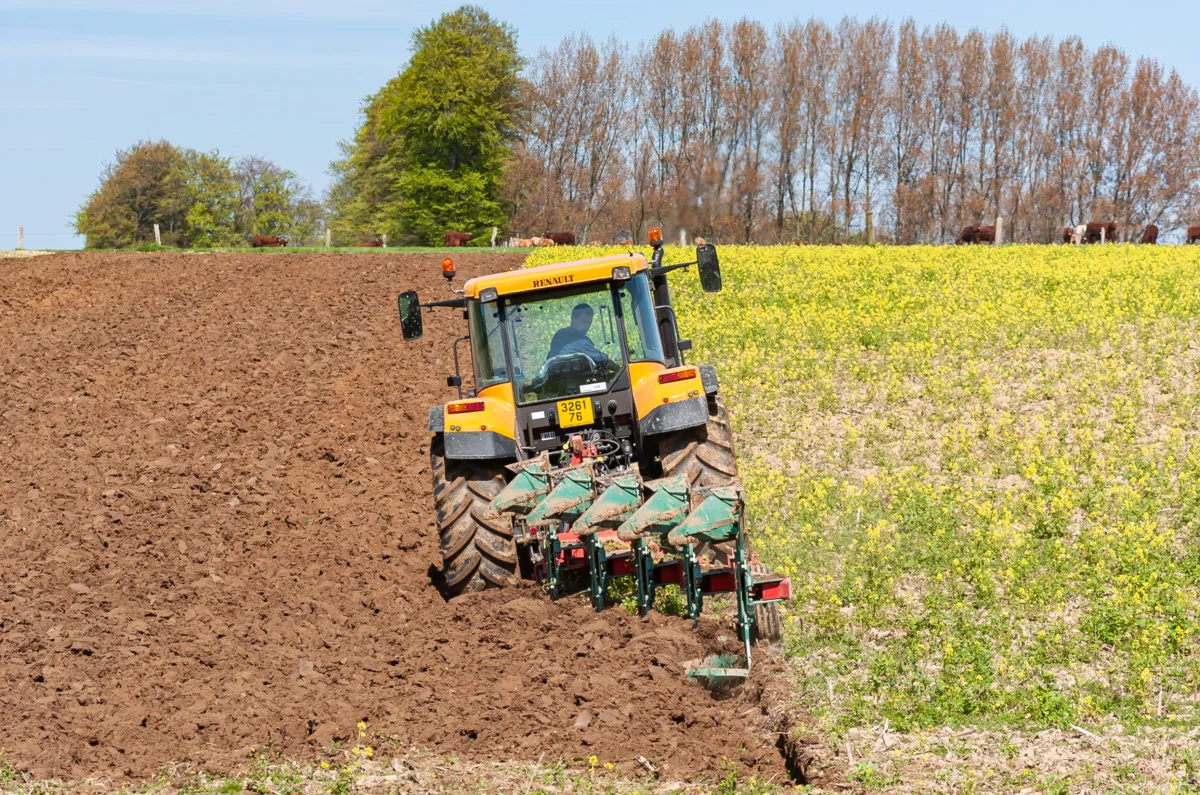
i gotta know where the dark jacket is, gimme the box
[547,327,611,366]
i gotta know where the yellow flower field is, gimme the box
[529,244,1200,790]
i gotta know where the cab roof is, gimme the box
[462,253,648,300]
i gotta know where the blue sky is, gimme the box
[2,0,1195,250]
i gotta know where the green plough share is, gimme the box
[489,461,788,672]
[490,460,552,514]
[574,473,642,610]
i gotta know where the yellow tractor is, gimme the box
[398,230,787,664]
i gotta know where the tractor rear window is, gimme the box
[505,284,625,404]
[469,300,508,389]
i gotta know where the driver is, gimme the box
[546,303,613,368]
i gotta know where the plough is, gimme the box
[490,443,791,672]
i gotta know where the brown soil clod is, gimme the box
[0,251,829,786]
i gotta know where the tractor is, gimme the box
[397,229,789,667]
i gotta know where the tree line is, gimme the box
[507,18,1200,244]
[76,8,1200,247]
[75,141,324,248]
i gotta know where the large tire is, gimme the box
[658,397,739,566]
[660,398,782,643]
[657,396,739,488]
[430,436,519,595]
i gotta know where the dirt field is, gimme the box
[0,252,822,787]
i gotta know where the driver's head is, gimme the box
[570,303,594,332]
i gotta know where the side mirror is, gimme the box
[696,244,721,293]
[398,291,423,340]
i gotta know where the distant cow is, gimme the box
[444,231,472,247]
[1072,225,1087,244]
[1140,225,1159,245]
[350,237,384,248]
[1084,222,1117,244]
[617,239,633,246]
[511,238,533,247]
[959,225,995,244]
[1062,227,1074,244]
[250,235,287,248]
[544,231,576,246]
[531,237,556,247]
[1188,226,1200,244]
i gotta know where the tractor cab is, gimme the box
[397,241,724,468]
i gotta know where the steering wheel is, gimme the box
[530,352,599,392]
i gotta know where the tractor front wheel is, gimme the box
[430,436,519,595]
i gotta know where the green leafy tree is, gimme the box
[76,140,243,248]
[175,150,241,247]
[234,156,318,240]
[290,198,327,246]
[75,140,187,248]
[328,5,521,244]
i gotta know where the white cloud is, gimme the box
[0,32,393,68]
[0,0,431,21]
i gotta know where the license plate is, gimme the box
[557,397,593,429]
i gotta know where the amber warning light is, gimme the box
[648,226,663,244]
[441,257,456,279]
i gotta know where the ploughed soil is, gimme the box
[0,252,826,785]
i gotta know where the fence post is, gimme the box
[994,216,1004,246]
[153,224,161,246]
[865,212,875,245]
[491,226,497,249]
[16,226,23,250]
[680,229,687,247]
[1100,226,1106,244]
[325,229,332,248]
[382,233,387,249]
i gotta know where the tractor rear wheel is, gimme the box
[657,396,738,488]
[431,436,519,595]
[658,396,740,567]
[660,399,783,643]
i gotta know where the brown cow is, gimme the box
[544,231,576,246]
[1139,225,1159,245]
[1062,227,1075,244]
[444,231,472,247]
[1188,226,1200,244]
[974,225,996,244]
[250,235,287,248]
[617,239,633,246]
[957,225,979,244]
[350,237,384,248]
[1084,222,1117,244]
